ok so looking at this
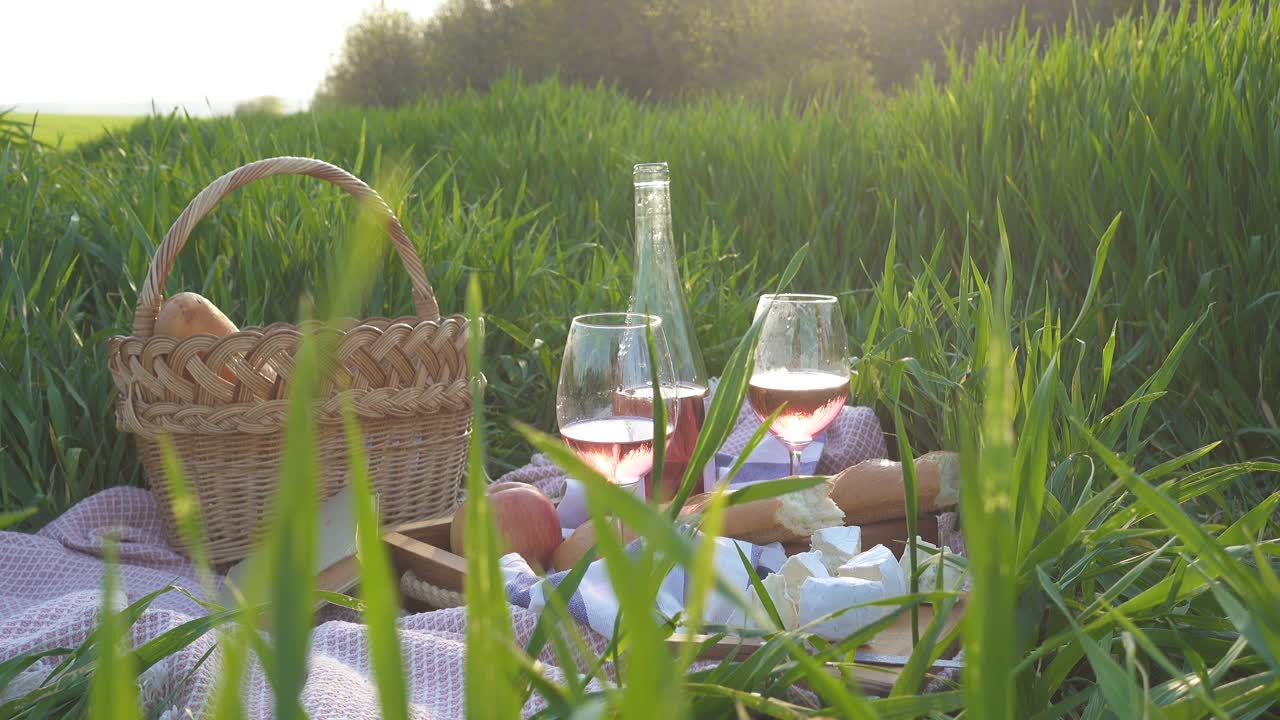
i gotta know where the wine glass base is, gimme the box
[617,479,646,500]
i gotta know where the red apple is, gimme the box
[450,485,562,570]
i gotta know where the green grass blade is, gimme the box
[89,538,139,720]
[462,275,523,719]
[718,404,786,487]
[522,541,598,659]
[1037,569,1158,718]
[1076,419,1280,649]
[646,317,667,502]
[779,638,876,719]
[675,481,728,674]
[579,477,677,718]
[667,313,765,517]
[773,242,810,293]
[209,622,248,720]
[959,297,1018,720]
[1014,352,1057,562]
[517,422,755,605]
[155,434,213,597]
[890,594,960,698]
[0,507,36,530]
[268,331,322,720]
[719,476,824,507]
[734,542,783,631]
[892,400,921,642]
[870,690,967,718]
[340,398,408,720]
[1064,214,1120,340]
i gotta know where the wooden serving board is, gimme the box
[385,511,963,692]
[668,602,964,696]
[385,511,944,605]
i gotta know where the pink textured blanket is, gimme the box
[0,487,581,718]
[1,404,957,716]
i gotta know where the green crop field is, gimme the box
[5,113,141,148]
[1,2,1277,717]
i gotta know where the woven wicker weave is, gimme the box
[107,157,471,566]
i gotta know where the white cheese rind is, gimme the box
[898,537,942,567]
[837,544,908,599]
[757,572,799,630]
[810,526,862,574]
[779,551,829,600]
[919,552,969,592]
[797,576,886,640]
[899,536,969,593]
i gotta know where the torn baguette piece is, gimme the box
[827,451,960,524]
[683,451,957,545]
[811,525,862,574]
[837,544,907,600]
[680,482,844,545]
[798,576,886,641]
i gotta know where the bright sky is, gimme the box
[3,0,443,115]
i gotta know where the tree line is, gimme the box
[313,0,1157,109]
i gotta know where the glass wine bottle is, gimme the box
[628,162,714,500]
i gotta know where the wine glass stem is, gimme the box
[789,449,802,476]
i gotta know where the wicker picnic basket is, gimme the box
[107,157,471,566]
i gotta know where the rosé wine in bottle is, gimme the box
[630,162,716,495]
[747,370,849,450]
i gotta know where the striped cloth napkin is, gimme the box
[501,534,788,638]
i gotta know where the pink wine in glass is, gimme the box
[615,383,709,500]
[560,416,665,489]
[747,370,849,449]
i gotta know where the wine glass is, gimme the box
[748,294,850,476]
[557,313,677,499]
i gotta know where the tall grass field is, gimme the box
[1,2,1277,717]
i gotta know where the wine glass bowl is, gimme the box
[556,313,678,496]
[747,294,850,475]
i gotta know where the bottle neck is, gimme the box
[633,180,674,255]
[630,178,708,385]
[633,179,675,310]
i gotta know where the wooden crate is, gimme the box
[384,511,962,693]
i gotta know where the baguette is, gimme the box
[551,520,638,572]
[557,452,960,565]
[679,482,845,545]
[829,451,959,524]
[680,451,959,545]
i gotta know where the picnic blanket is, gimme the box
[0,399,950,718]
[0,486,606,718]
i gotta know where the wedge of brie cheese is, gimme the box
[779,550,829,598]
[836,544,907,600]
[899,537,970,593]
[797,576,886,641]
[810,526,862,574]
[757,572,799,630]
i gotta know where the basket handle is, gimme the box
[132,156,441,337]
